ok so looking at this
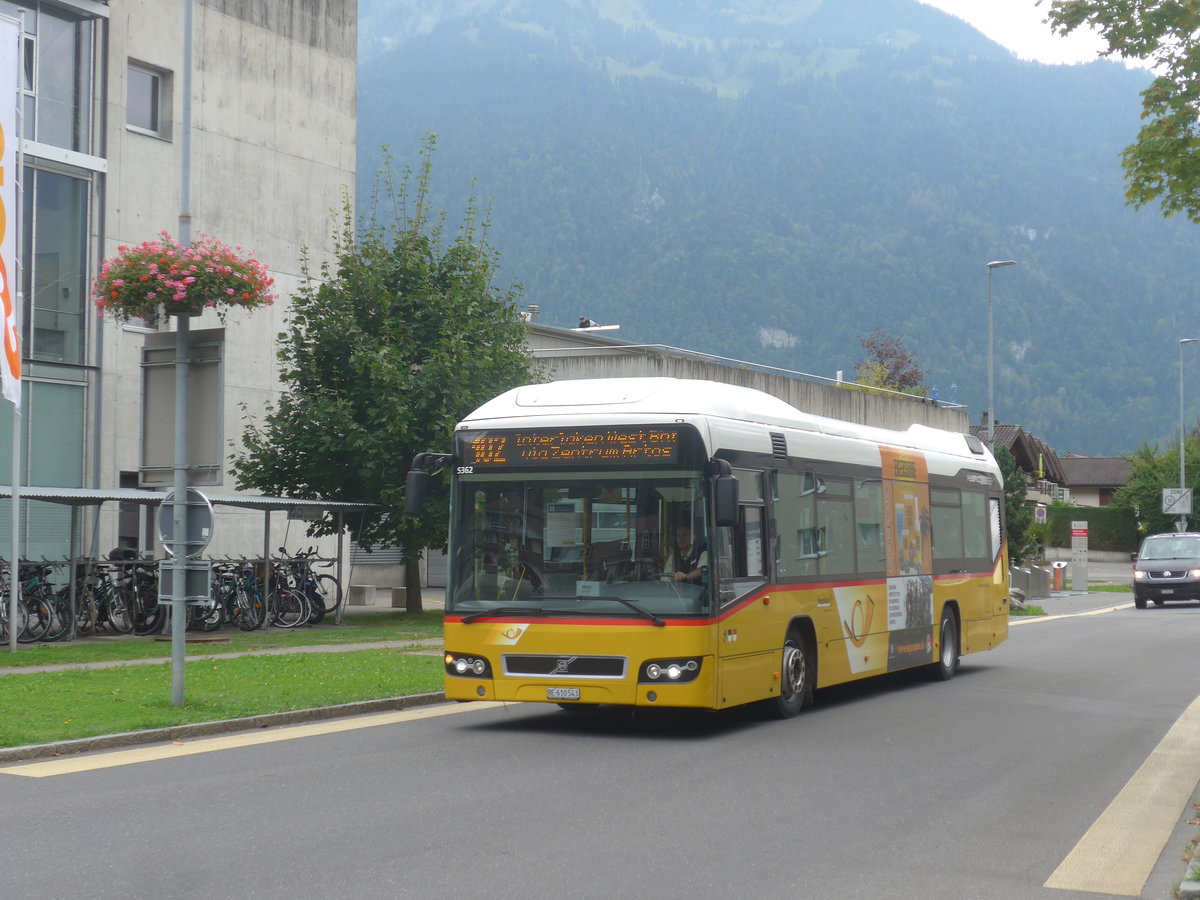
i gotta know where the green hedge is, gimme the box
[1045,506,1137,552]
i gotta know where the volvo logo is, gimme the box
[550,656,577,675]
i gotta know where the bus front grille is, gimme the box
[502,655,627,678]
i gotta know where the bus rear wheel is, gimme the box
[931,607,959,681]
[767,635,812,719]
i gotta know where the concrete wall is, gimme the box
[527,326,969,434]
[94,0,356,556]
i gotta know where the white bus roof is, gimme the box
[460,378,988,465]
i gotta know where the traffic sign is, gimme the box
[1163,488,1193,516]
[157,488,214,558]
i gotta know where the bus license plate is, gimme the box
[547,687,580,701]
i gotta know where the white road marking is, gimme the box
[1044,692,1200,896]
[1010,602,1133,625]
[0,701,506,778]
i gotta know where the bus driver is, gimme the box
[665,523,708,583]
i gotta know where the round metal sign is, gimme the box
[157,488,214,558]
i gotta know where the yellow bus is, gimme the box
[406,377,1009,718]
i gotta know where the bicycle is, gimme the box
[277,547,342,624]
[20,564,70,643]
[0,569,28,643]
[212,562,265,632]
[124,562,164,636]
[267,560,311,628]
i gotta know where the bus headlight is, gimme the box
[639,658,701,684]
[445,652,492,678]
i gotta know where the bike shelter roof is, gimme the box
[0,486,377,628]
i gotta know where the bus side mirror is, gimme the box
[715,473,738,527]
[405,469,429,518]
[405,452,455,517]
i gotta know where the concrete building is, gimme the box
[0,0,356,558]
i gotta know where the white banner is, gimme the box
[0,17,18,408]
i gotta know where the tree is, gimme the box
[996,446,1034,564]
[855,329,926,393]
[1044,1,1200,221]
[1112,437,1200,535]
[233,137,539,611]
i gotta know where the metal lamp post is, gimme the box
[986,260,1017,450]
[1179,338,1199,532]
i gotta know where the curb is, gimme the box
[0,691,447,764]
[1182,841,1200,900]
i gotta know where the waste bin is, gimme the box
[1051,561,1068,591]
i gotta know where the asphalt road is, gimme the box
[2,591,1198,900]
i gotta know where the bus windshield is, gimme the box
[448,471,713,618]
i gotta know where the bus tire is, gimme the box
[931,606,960,681]
[768,632,812,719]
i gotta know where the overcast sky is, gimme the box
[918,0,1112,65]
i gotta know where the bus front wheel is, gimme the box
[768,635,812,719]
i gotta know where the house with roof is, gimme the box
[969,419,1068,505]
[1058,455,1131,507]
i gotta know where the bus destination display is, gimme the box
[464,427,681,467]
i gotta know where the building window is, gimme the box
[127,63,169,138]
[2,2,98,154]
[23,165,89,366]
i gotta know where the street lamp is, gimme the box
[986,260,1017,450]
[1179,338,1199,531]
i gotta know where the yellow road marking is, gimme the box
[1044,692,1200,896]
[0,701,505,778]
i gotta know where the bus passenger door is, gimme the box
[713,470,777,708]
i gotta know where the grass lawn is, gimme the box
[0,611,446,749]
[0,649,444,748]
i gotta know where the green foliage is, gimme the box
[1046,1,1200,222]
[997,446,1034,563]
[233,136,539,561]
[1044,504,1138,552]
[1111,438,1200,536]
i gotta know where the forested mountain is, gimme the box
[355,0,1195,456]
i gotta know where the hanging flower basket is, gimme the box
[92,231,276,321]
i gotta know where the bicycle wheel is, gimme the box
[189,598,224,632]
[232,585,266,631]
[132,591,165,636]
[313,574,342,616]
[71,585,96,637]
[106,586,135,634]
[0,597,27,642]
[39,596,71,642]
[271,588,309,628]
[19,595,53,642]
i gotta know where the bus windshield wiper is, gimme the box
[460,606,554,624]
[600,596,665,627]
